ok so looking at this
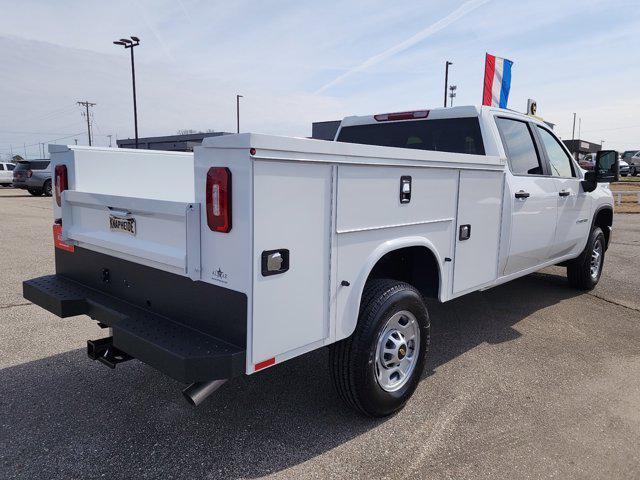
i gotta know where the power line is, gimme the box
[0,131,86,154]
[10,105,79,127]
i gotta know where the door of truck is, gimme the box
[496,117,558,275]
[533,125,591,258]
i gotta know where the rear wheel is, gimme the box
[27,188,43,196]
[567,226,605,291]
[43,180,52,197]
[330,279,429,417]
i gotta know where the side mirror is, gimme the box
[581,170,597,192]
[595,150,619,183]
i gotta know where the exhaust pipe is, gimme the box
[182,379,227,406]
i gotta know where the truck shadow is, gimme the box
[0,269,580,479]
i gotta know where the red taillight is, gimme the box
[54,164,68,207]
[374,110,429,121]
[26,169,33,178]
[206,167,232,232]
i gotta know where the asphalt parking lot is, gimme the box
[1,188,639,480]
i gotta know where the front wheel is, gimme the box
[567,226,605,291]
[330,279,429,417]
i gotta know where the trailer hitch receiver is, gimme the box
[87,336,133,369]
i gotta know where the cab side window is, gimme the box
[6,163,14,170]
[496,117,543,175]
[536,126,574,177]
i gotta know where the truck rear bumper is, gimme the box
[24,258,247,383]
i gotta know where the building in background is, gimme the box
[563,139,601,161]
[117,132,231,151]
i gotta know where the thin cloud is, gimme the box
[314,0,491,95]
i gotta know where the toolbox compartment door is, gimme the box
[61,190,201,278]
[251,161,333,365]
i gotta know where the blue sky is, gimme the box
[1,0,639,158]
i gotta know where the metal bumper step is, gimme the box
[23,275,246,383]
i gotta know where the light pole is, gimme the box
[444,61,452,107]
[236,94,243,133]
[572,113,576,140]
[113,36,141,148]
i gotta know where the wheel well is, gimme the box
[367,246,440,299]
[594,207,613,248]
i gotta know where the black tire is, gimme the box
[27,188,43,196]
[43,180,52,197]
[330,279,429,417]
[567,226,605,291]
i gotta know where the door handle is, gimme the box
[514,190,530,199]
[559,189,570,197]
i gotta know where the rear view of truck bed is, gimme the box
[25,130,505,409]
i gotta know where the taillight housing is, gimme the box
[206,167,232,232]
[26,169,33,178]
[54,164,68,207]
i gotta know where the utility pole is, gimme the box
[77,101,96,145]
[107,134,113,147]
[74,139,78,145]
[113,36,141,148]
[449,85,457,107]
[572,113,576,140]
[444,61,452,107]
[236,94,243,133]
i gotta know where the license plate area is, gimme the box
[109,215,136,236]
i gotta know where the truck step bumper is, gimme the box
[23,275,246,383]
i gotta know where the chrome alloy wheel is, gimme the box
[590,237,603,280]
[374,310,420,392]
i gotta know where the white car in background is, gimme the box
[0,162,16,186]
[619,159,630,177]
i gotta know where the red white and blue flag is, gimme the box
[482,54,513,108]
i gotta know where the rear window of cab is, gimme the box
[336,117,485,155]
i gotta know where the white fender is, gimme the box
[336,236,444,341]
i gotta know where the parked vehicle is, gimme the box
[23,106,616,417]
[579,153,596,170]
[627,151,640,176]
[12,160,52,196]
[0,162,16,186]
[619,159,629,177]
[581,153,627,177]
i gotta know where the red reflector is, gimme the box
[52,224,74,252]
[374,110,430,122]
[254,357,275,371]
[54,164,68,207]
[206,167,232,233]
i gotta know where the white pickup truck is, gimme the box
[24,105,617,417]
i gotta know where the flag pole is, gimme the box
[482,52,487,106]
